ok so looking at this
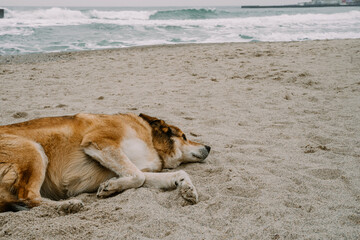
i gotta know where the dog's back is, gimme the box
[0,113,145,205]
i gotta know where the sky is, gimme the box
[0,0,303,7]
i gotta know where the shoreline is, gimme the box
[0,38,359,64]
[1,39,360,239]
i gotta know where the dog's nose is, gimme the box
[205,145,211,153]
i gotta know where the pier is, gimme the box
[242,3,360,8]
[242,4,340,8]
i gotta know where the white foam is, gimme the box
[6,7,87,20]
[87,10,155,20]
[1,8,156,27]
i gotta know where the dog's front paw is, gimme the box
[58,199,84,213]
[97,178,117,198]
[179,180,199,204]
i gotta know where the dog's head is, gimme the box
[139,113,211,169]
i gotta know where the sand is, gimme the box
[0,39,359,239]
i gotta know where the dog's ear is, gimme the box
[139,113,159,124]
[139,113,165,127]
[140,114,171,134]
[161,126,172,135]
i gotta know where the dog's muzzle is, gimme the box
[192,145,211,160]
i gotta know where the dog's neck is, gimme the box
[150,127,181,169]
[138,114,181,169]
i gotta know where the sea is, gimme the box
[0,6,360,55]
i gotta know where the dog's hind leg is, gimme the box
[0,164,27,212]
[25,142,83,213]
[0,135,47,209]
[0,135,83,213]
[143,170,198,204]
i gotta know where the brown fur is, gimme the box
[0,113,210,213]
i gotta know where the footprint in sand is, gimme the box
[224,185,260,198]
[12,112,28,118]
[308,168,344,180]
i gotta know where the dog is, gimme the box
[0,113,210,213]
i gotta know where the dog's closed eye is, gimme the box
[182,134,187,141]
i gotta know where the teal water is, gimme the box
[0,6,359,55]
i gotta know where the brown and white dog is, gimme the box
[0,113,210,213]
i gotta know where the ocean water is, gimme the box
[0,6,360,55]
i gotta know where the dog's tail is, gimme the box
[0,165,29,213]
[0,185,29,213]
[0,198,29,212]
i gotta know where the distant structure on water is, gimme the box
[0,9,4,19]
[242,0,360,8]
[305,0,360,5]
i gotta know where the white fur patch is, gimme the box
[121,138,150,170]
[120,127,161,170]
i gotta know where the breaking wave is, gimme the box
[1,6,360,55]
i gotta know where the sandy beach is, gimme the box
[0,39,359,239]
